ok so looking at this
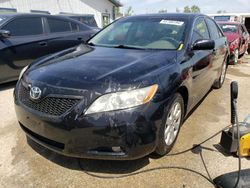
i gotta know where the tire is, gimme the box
[233,48,239,65]
[213,58,227,89]
[155,93,184,156]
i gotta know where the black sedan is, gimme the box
[14,13,229,160]
[0,13,96,84]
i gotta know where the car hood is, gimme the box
[224,33,240,43]
[24,44,177,92]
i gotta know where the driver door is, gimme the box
[190,17,214,104]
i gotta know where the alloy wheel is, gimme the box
[164,102,182,146]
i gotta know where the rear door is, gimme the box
[190,17,214,103]
[44,17,93,54]
[206,18,227,79]
[0,16,49,83]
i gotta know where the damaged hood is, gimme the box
[24,44,177,92]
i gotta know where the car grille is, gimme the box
[18,83,80,116]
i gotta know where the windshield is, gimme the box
[219,24,238,33]
[89,17,187,50]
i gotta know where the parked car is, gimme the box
[0,13,96,84]
[218,21,249,64]
[58,13,100,31]
[15,13,229,160]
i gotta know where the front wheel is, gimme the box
[155,93,184,156]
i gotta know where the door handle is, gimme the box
[77,37,83,41]
[38,41,47,46]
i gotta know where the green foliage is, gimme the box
[114,7,122,18]
[217,10,227,14]
[158,9,167,13]
[183,6,191,13]
[183,5,201,13]
[191,5,200,13]
[125,6,134,16]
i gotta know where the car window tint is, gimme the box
[192,18,209,43]
[47,18,71,33]
[71,22,79,32]
[3,17,43,36]
[206,18,221,39]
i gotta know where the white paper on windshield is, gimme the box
[160,20,184,26]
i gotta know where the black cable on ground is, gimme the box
[166,125,230,156]
[77,125,232,187]
[200,150,213,183]
[78,159,215,186]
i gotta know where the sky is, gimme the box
[120,0,250,15]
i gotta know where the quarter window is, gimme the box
[3,17,43,36]
[192,18,209,43]
[47,18,71,33]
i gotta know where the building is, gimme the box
[0,0,122,28]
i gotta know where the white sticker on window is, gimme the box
[160,20,184,26]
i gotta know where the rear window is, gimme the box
[70,16,97,27]
[81,16,97,27]
[3,17,43,36]
[214,16,231,22]
[47,18,71,33]
[219,24,238,33]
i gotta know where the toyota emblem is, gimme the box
[30,86,42,100]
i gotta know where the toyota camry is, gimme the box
[14,13,229,160]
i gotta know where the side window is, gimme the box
[47,18,71,33]
[206,18,221,39]
[3,17,43,36]
[192,18,209,43]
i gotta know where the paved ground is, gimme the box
[0,56,250,188]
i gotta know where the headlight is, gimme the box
[18,66,28,80]
[85,84,158,115]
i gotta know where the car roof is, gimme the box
[127,13,206,19]
[58,13,94,17]
[0,13,74,19]
[217,21,241,25]
[0,13,93,29]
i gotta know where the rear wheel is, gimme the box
[155,93,184,156]
[213,59,227,89]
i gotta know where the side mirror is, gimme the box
[0,30,10,39]
[192,39,215,50]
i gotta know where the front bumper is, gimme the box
[14,83,165,160]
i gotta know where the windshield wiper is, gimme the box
[87,42,96,46]
[114,45,144,50]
